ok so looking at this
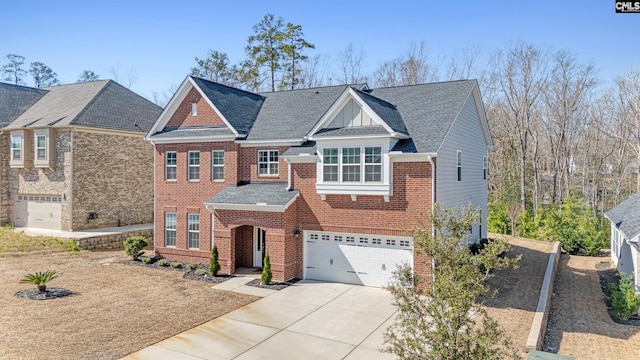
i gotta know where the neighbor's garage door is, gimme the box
[15,195,62,230]
[304,231,413,287]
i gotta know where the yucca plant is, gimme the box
[20,270,61,293]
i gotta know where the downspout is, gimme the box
[427,155,435,287]
[285,158,292,191]
[68,129,74,231]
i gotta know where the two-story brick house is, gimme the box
[146,76,492,287]
[0,80,161,231]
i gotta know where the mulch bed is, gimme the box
[244,278,301,290]
[596,261,640,326]
[183,270,233,284]
[125,257,232,284]
[15,287,72,300]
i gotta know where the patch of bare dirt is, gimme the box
[543,253,640,359]
[0,250,259,360]
[484,234,555,359]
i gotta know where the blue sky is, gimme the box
[1,0,637,101]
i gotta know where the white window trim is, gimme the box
[457,150,462,182]
[211,150,224,181]
[191,103,197,116]
[258,150,279,176]
[188,151,200,181]
[165,151,177,181]
[323,146,383,184]
[483,156,487,181]
[187,213,200,249]
[165,212,177,247]
[35,134,47,161]
[316,139,392,197]
[11,133,23,162]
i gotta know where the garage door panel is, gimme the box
[15,195,62,230]
[304,231,413,287]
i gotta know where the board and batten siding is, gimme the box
[435,91,488,243]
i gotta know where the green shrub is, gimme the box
[123,236,148,260]
[488,200,510,234]
[19,270,60,292]
[187,262,198,270]
[170,261,182,269]
[517,209,539,239]
[141,257,152,264]
[195,268,207,276]
[210,245,220,276]
[261,252,272,286]
[611,273,640,320]
[157,259,169,267]
[3,223,15,230]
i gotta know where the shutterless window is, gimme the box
[191,103,197,116]
[165,152,177,180]
[187,213,200,249]
[323,148,338,182]
[211,150,224,181]
[11,135,22,161]
[36,135,47,161]
[483,156,487,180]
[165,212,177,247]
[364,147,382,182]
[342,147,360,182]
[188,151,200,180]
[258,150,278,175]
[457,151,462,182]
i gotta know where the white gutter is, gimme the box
[427,154,436,286]
[285,158,292,190]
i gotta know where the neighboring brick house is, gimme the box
[146,76,492,287]
[0,80,162,231]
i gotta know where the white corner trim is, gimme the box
[383,195,390,202]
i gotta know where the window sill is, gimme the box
[188,179,201,183]
[164,245,177,248]
[258,174,280,177]
[165,179,177,182]
[316,183,391,196]
[212,179,225,183]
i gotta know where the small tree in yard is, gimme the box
[384,203,521,360]
[261,252,272,286]
[123,236,148,260]
[210,245,220,277]
[20,270,60,293]
[610,273,640,320]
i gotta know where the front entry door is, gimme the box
[253,227,266,267]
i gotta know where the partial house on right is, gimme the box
[605,191,640,290]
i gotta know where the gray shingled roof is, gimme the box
[245,85,355,141]
[313,126,390,137]
[4,80,162,133]
[370,80,476,153]
[149,126,235,140]
[204,183,299,207]
[191,77,264,135]
[605,192,640,239]
[353,88,407,135]
[282,141,317,156]
[0,83,47,127]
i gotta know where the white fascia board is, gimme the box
[389,152,436,162]
[236,139,304,147]
[204,193,299,213]
[145,76,192,139]
[190,78,239,137]
[472,83,494,149]
[306,88,395,137]
[280,154,317,163]
[309,134,396,142]
[149,135,240,145]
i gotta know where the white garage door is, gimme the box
[304,231,413,287]
[15,195,62,230]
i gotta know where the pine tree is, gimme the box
[210,245,220,276]
[261,252,272,286]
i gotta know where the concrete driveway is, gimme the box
[124,280,397,360]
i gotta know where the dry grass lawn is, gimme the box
[544,253,640,359]
[0,249,258,360]
[484,234,555,358]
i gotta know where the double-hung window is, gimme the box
[165,152,177,180]
[11,134,22,162]
[188,151,200,181]
[342,147,360,182]
[258,150,278,175]
[165,212,176,247]
[457,151,462,182]
[211,150,224,181]
[35,135,47,161]
[187,213,200,249]
[364,147,382,182]
[323,148,338,182]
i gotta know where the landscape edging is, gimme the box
[526,241,561,351]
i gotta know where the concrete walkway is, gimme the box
[124,279,397,360]
[14,223,153,239]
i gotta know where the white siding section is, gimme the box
[436,92,488,243]
[327,98,374,128]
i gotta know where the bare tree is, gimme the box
[151,83,179,107]
[336,43,368,84]
[299,54,330,88]
[373,41,438,87]
[106,63,139,89]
